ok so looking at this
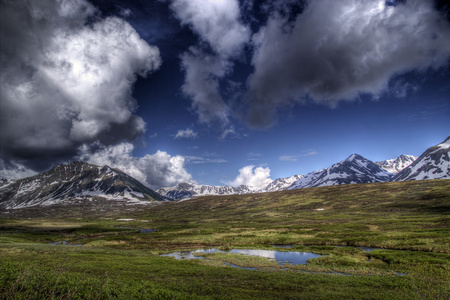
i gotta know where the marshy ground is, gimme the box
[1,180,449,299]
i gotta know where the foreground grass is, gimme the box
[1,243,448,299]
[0,179,449,299]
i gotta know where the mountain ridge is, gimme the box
[288,153,392,190]
[0,161,163,209]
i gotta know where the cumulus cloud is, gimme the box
[0,0,161,169]
[175,128,198,139]
[229,165,273,189]
[171,0,250,126]
[77,142,193,190]
[246,0,450,127]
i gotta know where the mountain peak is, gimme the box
[347,153,363,161]
[0,161,163,209]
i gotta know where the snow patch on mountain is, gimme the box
[375,154,417,173]
[394,137,450,181]
[288,154,392,190]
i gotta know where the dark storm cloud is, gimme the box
[245,0,450,127]
[0,0,161,171]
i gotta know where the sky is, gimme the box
[0,0,449,190]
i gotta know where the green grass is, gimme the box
[0,179,449,299]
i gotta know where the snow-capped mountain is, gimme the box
[0,161,163,209]
[261,175,304,192]
[288,154,392,190]
[394,137,450,181]
[375,155,417,173]
[158,182,253,200]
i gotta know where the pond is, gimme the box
[162,248,322,266]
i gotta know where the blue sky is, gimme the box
[1,0,449,189]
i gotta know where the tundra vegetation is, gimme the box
[1,180,449,299]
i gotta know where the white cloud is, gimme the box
[247,152,262,161]
[183,156,227,164]
[175,128,198,139]
[279,155,298,162]
[246,0,450,127]
[220,126,241,140]
[229,165,273,189]
[0,0,161,163]
[77,143,193,190]
[302,151,318,157]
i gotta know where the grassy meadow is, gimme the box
[0,179,449,299]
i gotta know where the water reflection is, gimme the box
[162,248,322,266]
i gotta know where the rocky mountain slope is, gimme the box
[394,137,450,181]
[375,154,417,173]
[0,161,163,209]
[288,154,392,190]
[260,175,304,192]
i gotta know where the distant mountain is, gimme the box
[158,182,253,200]
[261,175,304,192]
[0,161,163,209]
[158,175,305,200]
[160,155,395,200]
[394,137,450,181]
[375,154,417,173]
[288,154,392,190]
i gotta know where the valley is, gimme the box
[1,179,449,299]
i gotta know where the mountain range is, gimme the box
[1,137,449,207]
[159,137,449,199]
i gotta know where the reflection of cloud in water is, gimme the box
[162,248,322,266]
[230,249,321,265]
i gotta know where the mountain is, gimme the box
[158,182,253,200]
[394,137,450,181]
[261,175,304,192]
[288,154,392,190]
[375,154,417,173]
[0,161,163,209]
